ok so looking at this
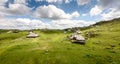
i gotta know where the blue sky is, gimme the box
[0,0,120,29]
[6,0,98,21]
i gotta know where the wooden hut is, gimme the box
[26,31,39,38]
[69,30,85,44]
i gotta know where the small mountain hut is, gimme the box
[26,31,39,38]
[69,30,85,44]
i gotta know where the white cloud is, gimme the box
[0,18,95,30]
[35,0,90,4]
[0,12,10,17]
[90,5,102,16]
[0,18,49,30]
[89,0,120,20]
[65,0,71,3]
[71,11,80,18]
[0,0,8,5]
[82,14,87,16]
[77,0,89,5]
[35,0,71,3]
[101,8,120,20]
[35,0,60,2]
[90,0,120,17]
[0,3,31,16]
[99,0,120,9]
[51,19,95,29]
[34,5,80,20]
[47,0,62,3]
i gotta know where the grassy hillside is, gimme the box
[0,18,120,64]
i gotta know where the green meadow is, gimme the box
[0,18,120,64]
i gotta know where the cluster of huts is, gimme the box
[6,26,101,44]
[26,30,86,44]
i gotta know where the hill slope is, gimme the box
[0,18,120,64]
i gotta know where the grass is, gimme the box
[0,18,120,64]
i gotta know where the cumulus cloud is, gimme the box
[47,0,62,3]
[89,0,120,20]
[90,5,102,16]
[101,8,120,20]
[99,0,120,13]
[0,12,10,17]
[0,0,8,5]
[71,11,80,18]
[34,5,80,20]
[99,0,120,9]
[99,0,120,20]
[35,0,90,4]
[77,0,89,5]
[35,0,71,3]
[0,3,31,16]
[51,19,95,29]
[0,18,95,30]
[65,0,71,3]
[90,0,120,15]
[82,14,87,16]
[0,18,49,30]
